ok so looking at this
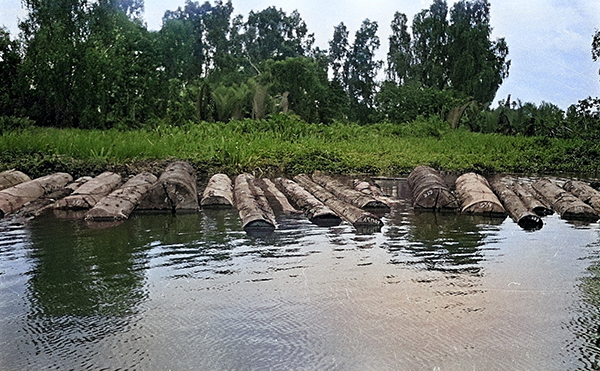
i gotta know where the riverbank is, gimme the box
[1,115,599,179]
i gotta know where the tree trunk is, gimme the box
[455,173,506,215]
[532,178,598,221]
[311,173,390,212]
[0,173,73,218]
[563,180,600,213]
[275,177,341,226]
[353,179,383,197]
[256,178,299,214]
[200,173,234,208]
[294,174,382,230]
[407,166,459,210]
[13,188,73,219]
[508,181,554,216]
[139,161,198,212]
[490,180,542,230]
[66,176,93,192]
[85,172,158,221]
[54,171,122,210]
[0,170,31,191]
[234,174,276,236]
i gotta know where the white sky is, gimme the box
[2,0,600,109]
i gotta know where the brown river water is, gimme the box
[1,177,600,370]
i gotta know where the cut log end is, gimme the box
[517,214,543,230]
[532,205,554,216]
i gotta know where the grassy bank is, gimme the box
[1,115,599,179]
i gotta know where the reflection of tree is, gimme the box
[383,209,505,273]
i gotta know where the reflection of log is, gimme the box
[509,182,554,216]
[490,180,542,230]
[0,173,73,218]
[294,174,382,229]
[311,173,390,212]
[276,177,341,226]
[139,161,198,211]
[257,178,299,214]
[234,174,276,235]
[54,171,122,210]
[200,174,234,208]
[85,172,158,221]
[407,166,459,210]
[0,170,31,191]
[455,173,506,215]
[563,180,600,213]
[532,178,598,221]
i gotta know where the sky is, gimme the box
[1,0,600,109]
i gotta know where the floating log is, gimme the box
[311,173,390,212]
[0,170,31,191]
[563,180,600,214]
[85,172,157,221]
[54,171,122,210]
[200,173,234,208]
[490,180,543,230]
[532,178,598,221]
[455,173,506,215]
[139,161,198,211]
[509,181,554,216]
[407,166,459,210]
[275,177,341,227]
[353,179,384,197]
[294,174,383,230]
[234,174,276,235]
[0,173,73,218]
[13,188,73,219]
[257,178,300,214]
[66,176,93,192]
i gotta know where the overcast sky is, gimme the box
[2,0,599,109]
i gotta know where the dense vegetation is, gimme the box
[0,0,599,177]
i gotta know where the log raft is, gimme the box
[509,181,554,216]
[257,178,300,214]
[563,180,600,214]
[139,161,199,212]
[0,173,73,218]
[532,178,598,221]
[407,166,459,210]
[0,170,31,191]
[455,173,506,216]
[276,177,341,227]
[54,171,122,210]
[311,173,390,213]
[490,180,543,230]
[234,174,276,235]
[85,172,157,221]
[294,174,383,230]
[200,173,234,208]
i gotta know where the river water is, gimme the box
[2,178,600,370]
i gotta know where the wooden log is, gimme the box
[0,170,31,191]
[257,178,300,214]
[353,179,383,197]
[311,173,390,212]
[85,172,158,221]
[138,161,198,211]
[294,174,383,230]
[66,176,93,192]
[455,173,506,215]
[532,178,598,221]
[407,166,459,210]
[54,171,122,210]
[490,180,543,230]
[275,177,341,227]
[563,180,600,213]
[13,188,73,219]
[0,173,73,218]
[509,181,554,216]
[234,174,276,235]
[200,173,234,208]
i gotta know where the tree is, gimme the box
[328,22,350,84]
[0,28,22,116]
[387,12,412,84]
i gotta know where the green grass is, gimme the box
[1,114,598,178]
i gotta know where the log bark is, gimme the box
[509,181,554,216]
[294,174,382,230]
[200,173,234,208]
[275,177,341,226]
[0,170,31,191]
[407,166,459,210]
[563,180,600,213]
[139,161,198,211]
[311,173,390,212]
[54,171,122,210]
[66,176,93,192]
[532,178,598,221]
[13,188,73,219]
[85,172,158,221]
[234,173,276,235]
[490,180,543,230]
[353,179,383,197]
[257,178,299,214]
[455,173,506,215]
[0,173,73,218]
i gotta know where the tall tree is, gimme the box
[328,22,350,84]
[386,12,412,84]
[0,28,22,116]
